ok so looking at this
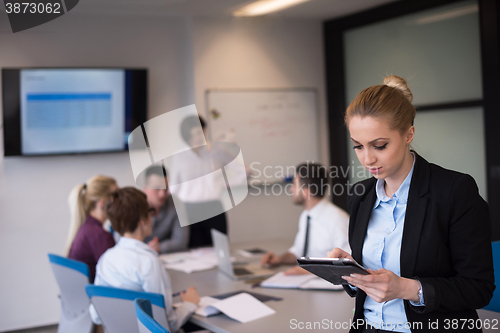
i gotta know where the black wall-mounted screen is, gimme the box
[2,68,147,156]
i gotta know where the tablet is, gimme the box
[297,257,369,285]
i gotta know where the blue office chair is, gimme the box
[135,299,169,333]
[483,241,500,312]
[85,285,172,333]
[48,254,94,333]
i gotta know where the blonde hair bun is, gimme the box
[383,75,413,103]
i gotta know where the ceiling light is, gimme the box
[233,0,311,17]
[414,4,478,25]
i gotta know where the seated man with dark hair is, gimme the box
[261,162,350,275]
[143,165,189,253]
[91,187,200,333]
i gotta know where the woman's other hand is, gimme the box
[327,247,354,261]
[342,268,420,303]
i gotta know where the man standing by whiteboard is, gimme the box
[261,162,350,275]
[168,115,230,248]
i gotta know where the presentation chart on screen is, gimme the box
[20,69,125,154]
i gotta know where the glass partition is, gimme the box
[343,0,486,200]
[344,0,481,106]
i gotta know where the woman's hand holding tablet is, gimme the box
[341,268,421,303]
[296,250,369,285]
[322,248,421,303]
[326,247,353,261]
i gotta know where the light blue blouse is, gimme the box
[362,153,423,332]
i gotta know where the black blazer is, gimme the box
[345,153,495,333]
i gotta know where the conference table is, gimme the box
[167,239,355,333]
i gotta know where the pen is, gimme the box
[172,290,185,297]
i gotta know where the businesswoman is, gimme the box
[66,175,117,282]
[328,76,494,333]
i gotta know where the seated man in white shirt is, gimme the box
[261,162,350,275]
[91,187,200,333]
[143,165,189,254]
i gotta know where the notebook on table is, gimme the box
[260,272,344,290]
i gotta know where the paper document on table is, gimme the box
[159,252,192,264]
[163,259,216,274]
[260,272,315,288]
[197,293,275,323]
[194,252,219,265]
[299,277,344,290]
[195,296,221,317]
[159,249,218,273]
[190,247,213,256]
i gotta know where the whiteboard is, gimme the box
[206,89,319,183]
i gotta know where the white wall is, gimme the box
[192,17,329,243]
[0,13,328,332]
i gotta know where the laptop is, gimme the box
[211,229,275,280]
